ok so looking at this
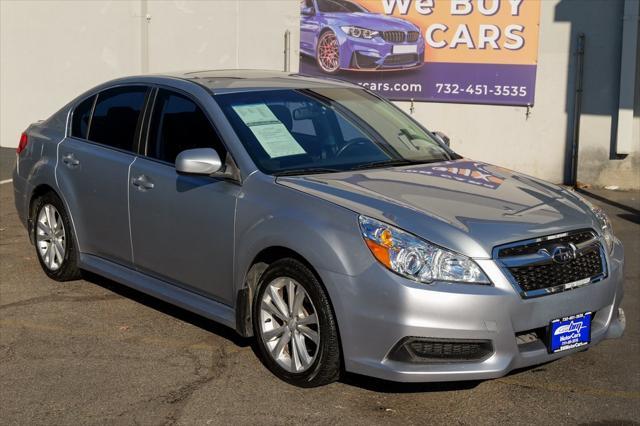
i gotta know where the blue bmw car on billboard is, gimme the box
[300,0,425,74]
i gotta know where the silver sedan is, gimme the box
[13,70,625,387]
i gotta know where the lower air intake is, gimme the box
[389,337,493,363]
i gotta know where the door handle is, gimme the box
[62,153,80,167]
[131,174,154,191]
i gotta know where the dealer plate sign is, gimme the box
[549,312,592,353]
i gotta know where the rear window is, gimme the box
[88,86,148,152]
[71,95,95,140]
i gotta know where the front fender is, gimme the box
[313,24,344,53]
[234,175,371,294]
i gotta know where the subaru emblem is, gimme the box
[551,244,577,264]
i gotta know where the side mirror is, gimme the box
[301,6,315,16]
[175,148,222,175]
[433,131,450,147]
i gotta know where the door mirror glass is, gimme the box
[301,6,315,15]
[433,131,450,147]
[175,148,222,175]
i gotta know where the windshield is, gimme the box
[214,88,455,176]
[316,0,368,13]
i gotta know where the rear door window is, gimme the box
[71,95,96,139]
[146,89,226,164]
[88,86,148,152]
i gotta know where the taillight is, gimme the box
[17,132,28,155]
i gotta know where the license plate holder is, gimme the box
[548,312,592,353]
[392,44,418,54]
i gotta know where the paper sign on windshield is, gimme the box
[232,104,306,158]
[249,123,306,158]
[233,104,279,126]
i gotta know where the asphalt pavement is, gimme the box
[1,148,638,425]
[1,148,14,181]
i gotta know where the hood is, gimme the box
[324,12,418,31]
[277,160,600,258]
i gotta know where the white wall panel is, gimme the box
[146,0,239,72]
[0,0,637,188]
[1,0,142,148]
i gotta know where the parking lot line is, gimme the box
[0,179,12,185]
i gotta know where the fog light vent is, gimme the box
[389,337,493,363]
[351,52,379,69]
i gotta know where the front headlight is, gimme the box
[570,191,615,253]
[358,216,490,285]
[592,205,615,253]
[340,26,379,39]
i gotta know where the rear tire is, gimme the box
[252,258,341,387]
[32,192,82,281]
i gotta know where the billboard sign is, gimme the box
[299,0,541,106]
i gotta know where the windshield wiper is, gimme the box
[274,168,343,177]
[348,159,414,171]
[349,158,446,171]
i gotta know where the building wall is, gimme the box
[0,0,300,148]
[394,0,639,189]
[1,0,143,148]
[1,0,638,188]
[144,0,300,72]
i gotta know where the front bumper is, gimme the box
[321,238,625,382]
[338,34,425,71]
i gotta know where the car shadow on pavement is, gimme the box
[81,270,252,348]
[339,356,560,393]
[618,213,640,225]
[80,271,558,394]
[339,372,481,393]
[577,189,640,225]
[80,271,489,392]
[577,189,640,216]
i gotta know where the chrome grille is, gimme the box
[407,31,420,42]
[508,246,603,293]
[497,230,594,258]
[382,31,405,43]
[494,229,607,298]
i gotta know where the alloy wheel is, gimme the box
[36,204,66,271]
[317,32,340,73]
[259,277,320,373]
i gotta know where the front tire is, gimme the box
[316,31,341,74]
[32,192,81,281]
[252,258,341,387]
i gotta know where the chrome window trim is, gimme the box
[67,84,151,155]
[140,84,241,174]
[68,94,97,139]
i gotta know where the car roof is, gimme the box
[113,69,361,94]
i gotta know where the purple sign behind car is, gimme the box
[299,0,541,106]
